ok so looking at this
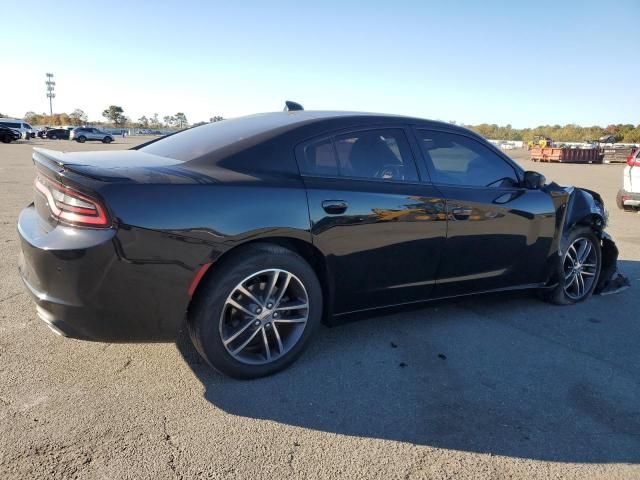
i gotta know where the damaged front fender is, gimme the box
[543,183,629,295]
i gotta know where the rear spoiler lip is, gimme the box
[32,147,115,184]
[33,147,70,169]
[32,147,111,192]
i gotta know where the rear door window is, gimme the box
[298,128,419,182]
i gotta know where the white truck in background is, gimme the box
[0,118,34,139]
[617,148,640,211]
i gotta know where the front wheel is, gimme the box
[189,243,322,379]
[49,134,57,140]
[543,227,601,305]
[1,135,11,143]
[102,137,112,144]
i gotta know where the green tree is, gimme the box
[69,108,88,126]
[163,115,174,127]
[102,105,126,127]
[138,115,149,128]
[209,115,224,123]
[174,112,188,129]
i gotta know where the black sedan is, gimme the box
[1,126,21,143]
[44,128,70,140]
[17,106,625,378]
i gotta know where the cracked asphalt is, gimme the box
[1,138,639,479]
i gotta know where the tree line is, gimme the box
[465,123,640,143]
[16,106,223,129]
[7,107,637,142]
[22,109,88,127]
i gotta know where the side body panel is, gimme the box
[304,177,446,313]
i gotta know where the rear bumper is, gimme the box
[17,205,193,342]
[617,189,640,208]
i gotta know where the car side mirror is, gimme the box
[523,171,546,189]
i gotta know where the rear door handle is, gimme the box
[322,200,348,214]
[451,207,472,220]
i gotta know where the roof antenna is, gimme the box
[284,101,304,112]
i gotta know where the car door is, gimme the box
[297,126,447,314]
[413,128,556,296]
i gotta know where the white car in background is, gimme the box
[617,148,640,211]
[0,118,34,139]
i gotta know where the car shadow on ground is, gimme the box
[176,260,640,463]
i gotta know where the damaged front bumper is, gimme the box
[595,232,630,295]
[545,183,630,296]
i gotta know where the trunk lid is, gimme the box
[31,147,213,232]
[32,147,218,185]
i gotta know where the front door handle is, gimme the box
[322,200,348,214]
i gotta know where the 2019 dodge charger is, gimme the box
[17,106,626,378]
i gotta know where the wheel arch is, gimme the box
[187,236,334,325]
[567,212,606,237]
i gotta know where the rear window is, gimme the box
[140,115,292,162]
[301,138,338,176]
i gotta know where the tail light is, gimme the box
[34,175,109,227]
[628,149,640,167]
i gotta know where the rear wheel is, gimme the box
[77,136,86,143]
[189,243,322,379]
[102,137,112,144]
[543,227,601,305]
[1,135,11,144]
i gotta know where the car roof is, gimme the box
[139,110,483,168]
[208,110,449,130]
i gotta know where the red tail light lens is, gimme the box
[628,149,640,167]
[34,175,109,227]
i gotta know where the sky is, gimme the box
[2,0,639,128]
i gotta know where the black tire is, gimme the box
[50,134,57,140]
[1,135,10,144]
[102,137,112,144]
[189,243,322,379]
[542,226,602,305]
[77,136,86,143]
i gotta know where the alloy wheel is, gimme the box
[563,237,598,300]
[219,269,309,365]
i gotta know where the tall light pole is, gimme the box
[45,73,55,116]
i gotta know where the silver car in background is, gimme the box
[70,127,114,143]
